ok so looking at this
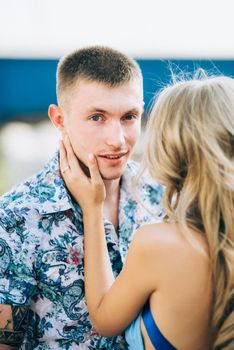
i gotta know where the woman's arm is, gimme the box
[60,136,156,336]
[84,213,155,336]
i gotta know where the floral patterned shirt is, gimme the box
[0,152,163,350]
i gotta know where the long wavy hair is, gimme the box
[142,73,234,349]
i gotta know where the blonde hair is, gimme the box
[143,73,234,349]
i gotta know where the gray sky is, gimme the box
[0,0,233,58]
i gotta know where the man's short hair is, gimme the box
[56,46,142,104]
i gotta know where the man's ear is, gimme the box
[48,104,65,131]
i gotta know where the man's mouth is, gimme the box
[98,151,128,160]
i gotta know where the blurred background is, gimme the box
[1,0,234,194]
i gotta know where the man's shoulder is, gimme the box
[0,152,72,219]
[0,171,42,211]
[0,153,58,211]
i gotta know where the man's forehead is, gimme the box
[60,78,143,112]
[74,77,143,92]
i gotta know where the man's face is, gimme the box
[62,79,143,181]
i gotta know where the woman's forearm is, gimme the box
[83,206,115,326]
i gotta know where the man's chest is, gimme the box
[28,213,126,347]
[35,211,123,287]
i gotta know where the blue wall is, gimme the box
[0,58,233,122]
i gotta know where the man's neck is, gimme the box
[103,178,120,201]
[103,178,121,230]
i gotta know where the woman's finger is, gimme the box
[59,139,71,175]
[87,153,105,202]
[88,153,102,184]
[63,134,83,176]
[63,134,78,170]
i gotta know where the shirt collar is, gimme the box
[119,160,138,199]
[37,151,75,215]
[37,152,138,216]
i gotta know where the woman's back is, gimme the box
[139,222,212,350]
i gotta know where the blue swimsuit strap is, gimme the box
[142,300,177,350]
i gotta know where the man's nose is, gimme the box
[106,121,125,148]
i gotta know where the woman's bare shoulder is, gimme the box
[133,222,182,248]
[130,223,181,268]
[131,222,210,296]
[132,222,207,268]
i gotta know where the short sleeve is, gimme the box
[0,208,37,306]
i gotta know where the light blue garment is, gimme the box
[125,312,145,350]
[142,300,177,350]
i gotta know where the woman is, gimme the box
[60,74,234,350]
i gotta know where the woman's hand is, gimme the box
[59,134,106,213]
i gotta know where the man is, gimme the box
[0,46,163,349]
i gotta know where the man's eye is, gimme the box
[123,114,136,121]
[90,115,102,122]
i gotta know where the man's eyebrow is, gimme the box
[85,108,107,114]
[123,108,143,115]
[84,106,144,116]
[94,108,107,113]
